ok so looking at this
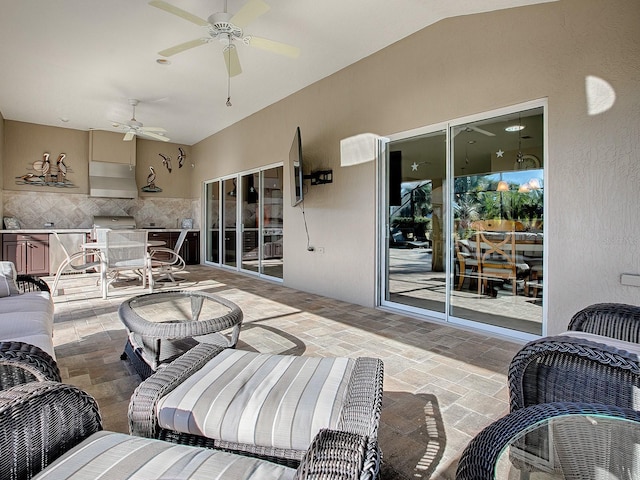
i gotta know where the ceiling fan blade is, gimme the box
[140,126,167,133]
[469,126,496,137]
[245,36,300,58]
[223,46,242,77]
[141,131,170,142]
[159,38,209,57]
[230,0,270,28]
[123,131,135,141]
[148,0,209,26]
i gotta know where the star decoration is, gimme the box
[496,149,504,158]
[411,162,418,171]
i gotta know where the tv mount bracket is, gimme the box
[305,169,333,185]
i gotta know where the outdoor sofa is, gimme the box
[0,262,59,390]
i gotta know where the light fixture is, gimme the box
[156,58,171,65]
[528,178,541,190]
[518,183,530,193]
[497,180,509,192]
[505,125,525,132]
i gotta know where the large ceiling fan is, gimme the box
[149,0,300,78]
[112,99,170,142]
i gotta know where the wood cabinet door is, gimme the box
[25,235,49,275]
[2,239,26,274]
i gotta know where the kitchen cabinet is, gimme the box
[89,130,136,165]
[2,234,49,276]
[147,231,200,265]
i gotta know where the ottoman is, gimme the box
[129,343,384,466]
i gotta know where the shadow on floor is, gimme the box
[379,392,446,479]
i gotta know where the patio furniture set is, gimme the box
[456,302,640,479]
[2,257,640,479]
[0,276,385,479]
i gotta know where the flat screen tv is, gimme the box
[289,126,304,207]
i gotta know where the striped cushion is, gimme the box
[157,349,355,451]
[34,431,295,480]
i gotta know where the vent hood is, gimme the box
[89,161,138,199]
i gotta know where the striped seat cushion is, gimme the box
[34,431,295,480]
[157,349,356,451]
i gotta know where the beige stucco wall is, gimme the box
[191,0,640,336]
[0,110,4,215]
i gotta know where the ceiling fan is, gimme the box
[111,99,170,142]
[149,0,300,78]
[453,125,496,137]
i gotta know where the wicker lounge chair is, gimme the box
[456,402,640,480]
[568,302,640,343]
[129,342,384,469]
[1,381,380,479]
[508,333,640,412]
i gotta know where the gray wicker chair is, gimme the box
[129,342,384,470]
[568,302,640,343]
[1,381,379,479]
[456,402,640,480]
[508,334,640,412]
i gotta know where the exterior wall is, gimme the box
[191,0,640,335]
[0,110,4,215]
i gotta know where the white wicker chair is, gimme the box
[103,230,153,297]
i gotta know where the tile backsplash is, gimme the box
[2,191,200,229]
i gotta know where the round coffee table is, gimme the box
[119,290,243,378]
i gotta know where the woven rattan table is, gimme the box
[119,290,243,379]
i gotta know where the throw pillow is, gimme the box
[0,262,20,297]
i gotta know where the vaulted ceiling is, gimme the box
[0,0,556,145]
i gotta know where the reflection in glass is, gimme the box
[222,178,237,267]
[205,181,220,264]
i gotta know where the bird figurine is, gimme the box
[178,147,185,168]
[41,152,51,176]
[16,173,44,183]
[56,153,67,178]
[159,153,172,173]
[146,166,156,188]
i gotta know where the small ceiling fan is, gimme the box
[149,0,300,78]
[111,99,170,142]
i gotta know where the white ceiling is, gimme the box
[0,0,556,145]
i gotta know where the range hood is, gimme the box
[89,161,138,199]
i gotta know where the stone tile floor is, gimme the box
[49,265,524,479]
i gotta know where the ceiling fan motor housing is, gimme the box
[208,12,243,39]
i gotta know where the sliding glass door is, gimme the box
[205,166,283,280]
[381,103,545,338]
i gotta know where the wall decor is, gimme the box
[159,153,172,173]
[178,147,186,168]
[142,165,162,192]
[16,152,76,188]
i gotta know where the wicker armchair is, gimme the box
[508,334,640,412]
[456,402,640,480]
[0,341,60,390]
[16,274,51,293]
[1,381,379,479]
[568,302,640,343]
[129,342,384,470]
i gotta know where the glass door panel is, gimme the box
[450,107,544,335]
[222,178,237,267]
[384,130,447,314]
[241,172,260,273]
[262,166,284,279]
[205,181,220,264]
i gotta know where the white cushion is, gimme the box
[0,291,53,316]
[0,262,20,297]
[157,349,355,452]
[33,431,295,480]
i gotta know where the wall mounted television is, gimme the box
[289,126,304,207]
